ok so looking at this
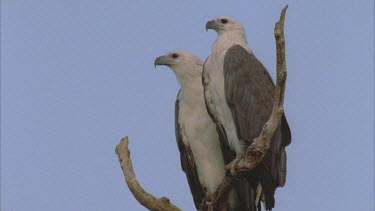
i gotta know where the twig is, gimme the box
[116,5,289,211]
[115,137,182,211]
[207,5,289,209]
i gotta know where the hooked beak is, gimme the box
[154,55,171,68]
[205,20,216,31]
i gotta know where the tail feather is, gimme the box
[236,177,262,211]
[259,168,276,210]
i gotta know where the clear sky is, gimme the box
[1,0,374,210]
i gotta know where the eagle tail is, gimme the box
[237,176,262,211]
[228,208,245,211]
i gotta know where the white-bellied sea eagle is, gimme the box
[203,16,292,211]
[155,50,241,210]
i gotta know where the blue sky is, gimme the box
[1,0,374,210]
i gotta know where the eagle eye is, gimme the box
[172,53,179,59]
[221,19,228,24]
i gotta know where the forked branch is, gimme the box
[116,5,288,211]
[115,137,181,211]
[206,5,289,210]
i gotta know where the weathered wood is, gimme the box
[206,5,289,210]
[115,137,181,211]
[116,5,289,211]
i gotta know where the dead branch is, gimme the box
[115,137,182,211]
[206,5,289,210]
[116,5,288,211]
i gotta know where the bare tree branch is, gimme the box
[206,5,289,210]
[116,5,288,211]
[115,137,182,211]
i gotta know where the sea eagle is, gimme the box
[154,50,240,210]
[203,16,291,210]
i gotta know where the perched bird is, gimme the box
[203,16,291,210]
[154,50,240,210]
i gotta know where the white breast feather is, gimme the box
[178,79,225,194]
[204,34,250,154]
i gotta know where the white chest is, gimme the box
[177,93,226,193]
[203,38,249,154]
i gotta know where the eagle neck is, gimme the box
[213,31,249,57]
[174,64,201,86]
[179,78,203,100]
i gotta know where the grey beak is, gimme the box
[154,56,164,68]
[205,20,215,31]
[154,55,172,68]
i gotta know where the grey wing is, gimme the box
[224,45,292,209]
[175,91,205,209]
